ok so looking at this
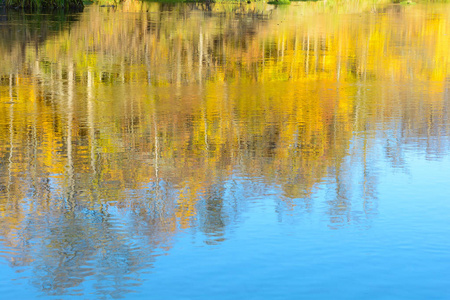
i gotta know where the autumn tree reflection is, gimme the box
[0,1,449,297]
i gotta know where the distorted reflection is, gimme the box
[0,1,449,298]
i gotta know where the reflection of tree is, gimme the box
[25,206,161,298]
[0,2,449,298]
[198,183,227,244]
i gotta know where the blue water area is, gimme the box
[1,153,450,299]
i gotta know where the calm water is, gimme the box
[1,2,450,299]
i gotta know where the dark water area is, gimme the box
[0,2,449,299]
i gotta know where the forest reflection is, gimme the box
[0,2,449,297]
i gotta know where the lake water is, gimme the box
[0,1,449,299]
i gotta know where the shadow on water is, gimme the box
[0,9,81,39]
[0,8,82,77]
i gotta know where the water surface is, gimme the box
[0,2,450,299]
